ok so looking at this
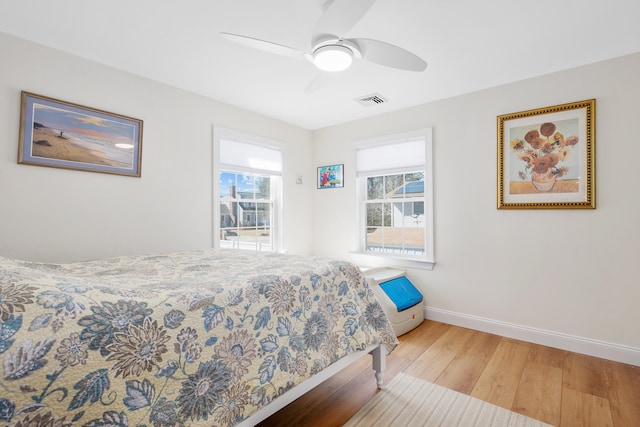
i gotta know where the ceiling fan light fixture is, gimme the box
[313,44,353,72]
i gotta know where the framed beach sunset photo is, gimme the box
[18,91,143,177]
[497,99,595,209]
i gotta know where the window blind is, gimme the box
[356,138,425,177]
[220,139,282,175]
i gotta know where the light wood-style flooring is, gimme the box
[258,320,640,427]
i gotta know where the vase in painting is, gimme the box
[531,170,557,192]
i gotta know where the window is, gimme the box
[355,129,434,267]
[219,170,276,251]
[214,129,283,252]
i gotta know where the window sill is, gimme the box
[350,252,435,271]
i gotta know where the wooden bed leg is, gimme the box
[370,344,386,389]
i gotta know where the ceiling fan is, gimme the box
[220,0,427,92]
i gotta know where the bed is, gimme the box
[0,249,397,426]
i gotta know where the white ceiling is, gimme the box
[1,0,639,130]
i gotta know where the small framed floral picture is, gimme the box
[497,99,595,209]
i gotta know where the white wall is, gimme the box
[312,53,640,364]
[0,32,314,261]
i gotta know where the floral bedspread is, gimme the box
[0,250,397,426]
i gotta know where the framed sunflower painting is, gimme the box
[497,99,595,209]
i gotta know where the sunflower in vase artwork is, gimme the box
[510,121,579,192]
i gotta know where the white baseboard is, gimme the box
[424,306,640,367]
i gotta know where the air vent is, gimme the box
[355,93,388,107]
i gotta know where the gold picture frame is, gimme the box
[497,99,595,209]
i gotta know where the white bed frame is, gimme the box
[236,344,386,426]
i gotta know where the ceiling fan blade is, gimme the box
[311,0,376,44]
[220,32,305,61]
[347,38,427,71]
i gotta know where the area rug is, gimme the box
[344,372,553,427]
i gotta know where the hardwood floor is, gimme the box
[258,320,640,427]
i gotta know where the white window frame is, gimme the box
[352,128,434,270]
[212,126,284,252]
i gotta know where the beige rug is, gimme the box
[344,372,553,427]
